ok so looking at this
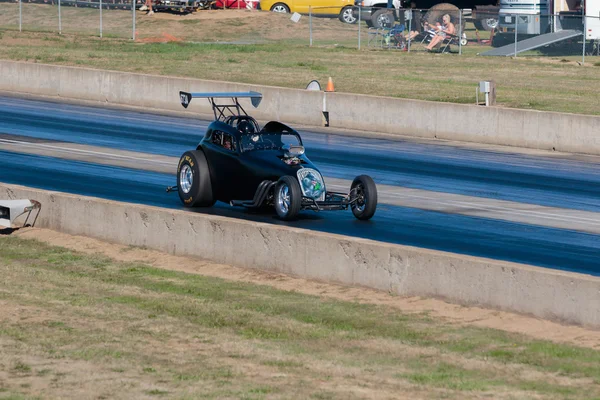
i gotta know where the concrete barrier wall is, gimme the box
[2,60,600,155]
[0,60,325,127]
[3,182,599,328]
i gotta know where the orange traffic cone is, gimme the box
[325,77,335,92]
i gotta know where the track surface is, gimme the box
[1,95,599,275]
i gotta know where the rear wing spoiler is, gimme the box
[179,91,262,109]
[179,91,263,121]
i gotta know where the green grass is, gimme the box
[1,235,600,399]
[0,4,599,116]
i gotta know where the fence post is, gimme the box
[459,8,462,55]
[581,0,586,64]
[132,0,136,40]
[100,0,103,38]
[309,6,312,47]
[407,9,412,52]
[514,13,517,57]
[19,0,22,32]
[358,5,361,50]
[58,0,62,34]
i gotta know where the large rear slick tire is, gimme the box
[351,175,377,221]
[177,150,215,207]
[274,175,302,221]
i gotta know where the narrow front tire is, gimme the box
[351,175,377,220]
[274,175,301,221]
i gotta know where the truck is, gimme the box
[353,0,500,30]
[493,0,599,47]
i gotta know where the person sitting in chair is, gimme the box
[405,6,423,41]
[425,14,455,51]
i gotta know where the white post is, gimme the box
[309,6,313,46]
[407,9,412,52]
[459,8,462,55]
[132,0,136,40]
[514,13,518,57]
[58,0,62,34]
[100,0,103,38]
[581,0,586,64]
[19,0,22,32]
[358,5,361,50]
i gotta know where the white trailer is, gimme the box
[497,0,550,36]
[583,0,600,40]
[485,0,599,51]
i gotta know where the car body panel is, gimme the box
[197,117,321,203]
[260,0,353,15]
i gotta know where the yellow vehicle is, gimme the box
[260,0,356,23]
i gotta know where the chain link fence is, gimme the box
[305,5,598,63]
[2,0,599,63]
[0,0,141,39]
[488,12,599,61]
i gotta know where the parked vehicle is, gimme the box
[168,91,378,221]
[493,0,598,47]
[353,0,499,30]
[151,0,201,13]
[260,0,357,24]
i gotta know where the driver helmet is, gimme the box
[237,119,255,135]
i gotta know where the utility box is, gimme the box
[477,80,496,106]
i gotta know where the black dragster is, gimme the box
[168,91,377,221]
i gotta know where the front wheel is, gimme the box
[274,176,301,221]
[270,2,289,13]
[339,6,357,24]
[350,175,377,221]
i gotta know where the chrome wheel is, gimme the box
[376,13,393,28]
[485,17,498,29]
[271,4,288,12]
[179,164,193,194]
[354,184,366,212]
[342,8,356,23]
[277,183,290,214]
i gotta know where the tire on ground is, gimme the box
[351,175,377,221]
[474,17,498,31]
[274,175,302,221]
[339,6,357,24]
[370,8,395,28]
[270,2,289,12]
[177,150,215,207]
